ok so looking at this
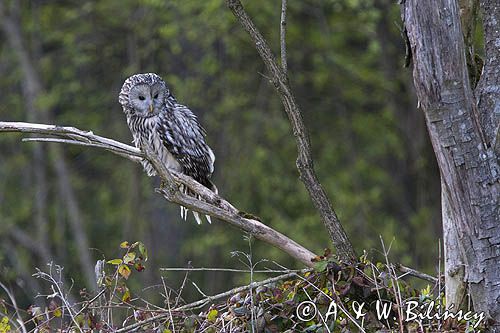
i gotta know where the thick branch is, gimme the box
[475,0,500,149]
[115,269,308,333]
[0,121,316,268]
[225,0,356,261]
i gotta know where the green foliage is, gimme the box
[0,0,441,308]
[0,317,11,333]
[102,241,148,303]
[0,241,487,331]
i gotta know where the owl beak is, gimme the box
[148,104,154,113]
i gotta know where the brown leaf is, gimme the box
[118,264,131,279]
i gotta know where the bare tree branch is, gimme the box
[280,0,288,74]
[396,264,438,284]
[225,0,356,262]
[0,121,317,268]
[114,269,310,333]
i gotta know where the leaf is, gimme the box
[107,259,123,265]
[314,260,328,272]
[138,242,148,261]
[123,252,136,264]
[207,309,218,322]
[104,276,113,286]
[120,241,129,249]
[184,315,198,329]
[118,264,131,279]
[122,288,131,303]
[134,262,145,272]
[53,307,62,318]
[0,317,11,332]
[75,314,85,327]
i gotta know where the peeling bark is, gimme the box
[401,0,500,329]
[442,183,466,310]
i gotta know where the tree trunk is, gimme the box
[401,0,500,330]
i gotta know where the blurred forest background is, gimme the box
[0,0,443,307]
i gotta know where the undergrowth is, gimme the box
[0,241,487,332]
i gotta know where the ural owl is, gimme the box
[119,73,216,224]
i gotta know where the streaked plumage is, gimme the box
[119,73,216,224]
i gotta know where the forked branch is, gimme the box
[0,121,317,267]
[225,0,356,261]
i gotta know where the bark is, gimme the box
[0,122,317,268]
[225,0,356,262]
[0,121,441,284]
[442,182,467,309]
[401,0,500,329]
[476,0,500,150]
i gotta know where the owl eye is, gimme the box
[153,93,159,99]
[139,96,145,101]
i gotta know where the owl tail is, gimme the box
[179,181,217,224]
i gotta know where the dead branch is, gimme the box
[280,0,288,73]
[0,121,317,268]
[396,264,438,284]
[114,269,310,333]
[159,267,301,274]
[225,0,356,261]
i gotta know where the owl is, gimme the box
[119,73,216,224]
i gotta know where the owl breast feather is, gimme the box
[127,115,182,176]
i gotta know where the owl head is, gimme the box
[119,73,170,117]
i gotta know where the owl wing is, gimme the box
[158,104,215,187]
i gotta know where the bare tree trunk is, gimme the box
[401,0,500,329]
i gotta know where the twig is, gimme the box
[74,288,107,318]
[174,270,189,308]
[33,264,83,333]
[380,237,403,333]
[0,282,27,333]
[191,281,209,298]
[114,269,310,333]
[299,275,366,332]
[280,0,288,73]
[160,267,301,274]
[177,269,309,311]
[0,121,317,267]
[396,264,438,284]
[162,277,176,333]
[224,0,356,261]
[21,137,140,161]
